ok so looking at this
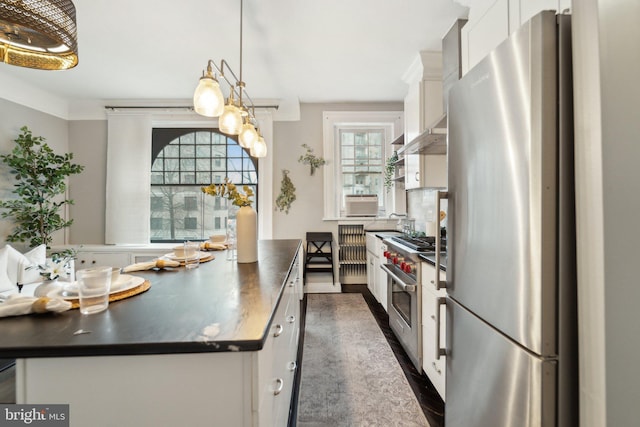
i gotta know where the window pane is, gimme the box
[180,159,195,171]
[180,144,195,157]
[151,160,163,172]
[341,132,354,145]
[342,145,354,160]
[228,144,243,157]
[181,173,195,184]
[196,159,210,171]
[165,158,179,171]
[164,145,179,157]
[196,172,210,184]
[195,132,210,145]
[212,146,226,157]
[196,145,211,157]
[151,172,164,184]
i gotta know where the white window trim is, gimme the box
[322,111,403,220]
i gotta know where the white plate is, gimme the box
[57,275,144,300]
[164,251,209,261]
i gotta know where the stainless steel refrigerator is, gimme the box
[445,11,578,427]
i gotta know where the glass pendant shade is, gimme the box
[238,121,258,149]
[193,75,225,117]
[0,0,79,70]
[219,102,243,135]
[250,135,267,158]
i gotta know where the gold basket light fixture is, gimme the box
[0,0,78,70]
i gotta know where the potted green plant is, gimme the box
[298,144,327,175]
[0,126,84,249]
[384,151,399,192]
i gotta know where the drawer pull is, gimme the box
[289,280,295,287]
[286,315,295,324]
[273,378,284,396]
[287,361,297,372]
[273,324,284,337]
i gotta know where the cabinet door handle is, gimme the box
[287,361,297,372]
[286,315,295,324]
[432,361,442,375]
[435,297,447,360]
[273,378,284,396]
[273,324,284,337]
[415,171,420,182]
[289,279,295,287]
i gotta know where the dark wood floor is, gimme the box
[343,285,445,427]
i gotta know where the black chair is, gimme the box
[304,232,335,286]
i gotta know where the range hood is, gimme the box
[397,113,447,155]
[398,19,465,157]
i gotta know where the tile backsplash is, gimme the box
[406,188,448,235]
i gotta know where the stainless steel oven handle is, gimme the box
[435,297,447,359]
[436,191,448,290]
[380,264,416,293]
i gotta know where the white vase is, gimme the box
[34,279,62,297]
[236,205,258,263]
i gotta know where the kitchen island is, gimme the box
[0,239,303,427]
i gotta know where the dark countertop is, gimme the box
[0,239,301,359]
[419,252,447,271]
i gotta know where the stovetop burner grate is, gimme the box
[391,236,445,252]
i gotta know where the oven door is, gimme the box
[381,263,422,370]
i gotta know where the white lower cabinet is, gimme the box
[75,251,131,269]
[421,261,446,400]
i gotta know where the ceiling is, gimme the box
[0,0,468,111]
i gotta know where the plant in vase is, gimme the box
[28,249,76,297]
[0,126,84,249]
[298,144,327,176]
[201,179,257,263]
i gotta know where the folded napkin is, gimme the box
[0,295,72,318]
[200,241,228,251]
[122,259,180,273]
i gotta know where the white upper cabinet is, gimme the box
[402,51,447,189]
[461,0,572,74]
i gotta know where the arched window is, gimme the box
[150,128,257,242]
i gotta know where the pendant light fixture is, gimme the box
[238,114,259,149]
[0,0,79,70]
[192,0,266,158]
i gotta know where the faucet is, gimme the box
[388,213,406,218]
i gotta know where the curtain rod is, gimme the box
[104,105,279,110]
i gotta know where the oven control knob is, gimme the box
[404,264,413,274]
[400,261,407,270]
[392,256,399,265]
[383,251,390,258]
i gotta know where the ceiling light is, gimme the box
[238,117,258,149]
[0,0,79,70]
[219,92,243,136]
[250,133,267,158]
[193,66,225,117]
[192,0,266,157]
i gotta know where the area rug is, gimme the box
[297,293,430,427]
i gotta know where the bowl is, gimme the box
[110,267,121,285]
[209,234,226,243]
[173,245,186,257]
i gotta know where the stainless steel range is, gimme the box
[381,237,425,371]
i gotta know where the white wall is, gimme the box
[68,120,108,244]
[0,98,70,250]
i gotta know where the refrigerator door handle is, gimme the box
[436,191,448,290]
[435,297,447,359]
